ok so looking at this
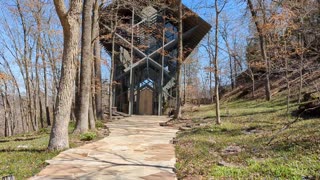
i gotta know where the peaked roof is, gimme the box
[99,0,211,59]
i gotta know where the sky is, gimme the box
[0,0,251,94]
[183,0,250,86]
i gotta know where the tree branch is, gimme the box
[53,0,67,19]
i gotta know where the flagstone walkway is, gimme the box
[30,116,178,180]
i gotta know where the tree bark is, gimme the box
[32,2,50,127]
[1,81,12,137]
[284,41,290,114]
[109,1,119,120]
[109,35,115,120]
[89,91,96,130]
[74,0,94,134]
[247,0,271,101]
[48,0,82,151]
[214,0,225,125]
[298,33,304,104]
[92,0,103,120]
[222,32,234,89]
[16,0,36,131]
[174,0,183,119]
[183,64,186,105]
[0,54,26,132]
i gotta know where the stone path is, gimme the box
[30,116,178,180]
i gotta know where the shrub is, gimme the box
[95,121,105,129]
[80,132,97,141]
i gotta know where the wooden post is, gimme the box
[158,14,165,116]
[137,81,141,115]
[129,8,135,115]
[158,83,162,116]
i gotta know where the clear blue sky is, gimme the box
[0,0,250,92]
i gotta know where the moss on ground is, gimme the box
[176,98,320,179]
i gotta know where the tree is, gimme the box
[246,0,272,101]
[0,73,13,137]
[202,34,215,103]
[48,0,82,151]
[16,0,37,131]
[220,18,235,90]
[92,0,103,120]
[74,0,94,134]
[108,0,120,121]
[213,0,227,125]
[174,0,183,119]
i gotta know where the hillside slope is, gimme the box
[175,98,320,179]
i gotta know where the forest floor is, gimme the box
[0,121,108,180]
[1,97,319,180]
[175,96,320,179]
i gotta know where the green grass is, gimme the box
[176,98,320,179]
[0,120,107,180]
[0,132,59,180]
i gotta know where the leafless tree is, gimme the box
[48,0,82,151]
[246,0,272,101]
[213,0,227,125]
[74,0,94,134]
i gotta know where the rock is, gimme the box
[179,126,192,131]
[302,175,316,180]
[297,91,320,117]
[2,175,15,180]
[168,109,176,117]
[221,145,242,155]
[199,123,208,127]
[242,127,262,135]
[159,122,173,127]
[102,129,110,136]
[170,138,178,144]
[218,160,238,167]
[17,145,29,149]
[303,92,320,101]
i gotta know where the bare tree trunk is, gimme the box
[206,35,214,103]
[221,26,234,89]
[74,0,94,134]
[16,0,37,131]
[89,91,96,130]
[213,0,226,125]
[74,60,81,125]
[40,45,51,127]
[92,0,103,120]
[1,81,12,137]
[229,56,234,89]
[89,52,96,129]
[48,0,82,151]
[183,64,186,105]
[0,54,26,132]
[36,36,45,128]
[174,0,183,119]
[298,33,304,104]
[109,35,115,121]
[109,1,119,120]
[284,41,290,114]
[250,69,255,98]
[247,0,271,101]
[33,2,51,127]
[234,56,238,87]
[40,41,50,127]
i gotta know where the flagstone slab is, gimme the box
[30,116,178,180]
